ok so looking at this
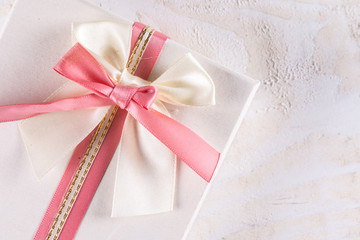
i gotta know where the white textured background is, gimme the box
[2,0,360,239]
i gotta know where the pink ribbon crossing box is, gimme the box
[0,0,259,239]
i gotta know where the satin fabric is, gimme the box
[19,21,216,217]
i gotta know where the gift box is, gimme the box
[0,0,259,239]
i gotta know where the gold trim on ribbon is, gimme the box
[46,25,153,240]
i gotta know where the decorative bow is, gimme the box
[11,21,219,217]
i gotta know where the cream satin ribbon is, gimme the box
[19,21,215,217]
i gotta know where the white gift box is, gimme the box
[0,0,259,239]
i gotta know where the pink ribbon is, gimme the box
[2,38,220,239]
[0,43,220,181]
[56,43,220,181]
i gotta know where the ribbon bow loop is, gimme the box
[54,43,115,97]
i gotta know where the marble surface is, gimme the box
[1,0,360,239]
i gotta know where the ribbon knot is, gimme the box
[109,85,157,110]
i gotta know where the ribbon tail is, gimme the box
[0,93,113,123]
[127,101,220,182]
[112,115,176,217]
